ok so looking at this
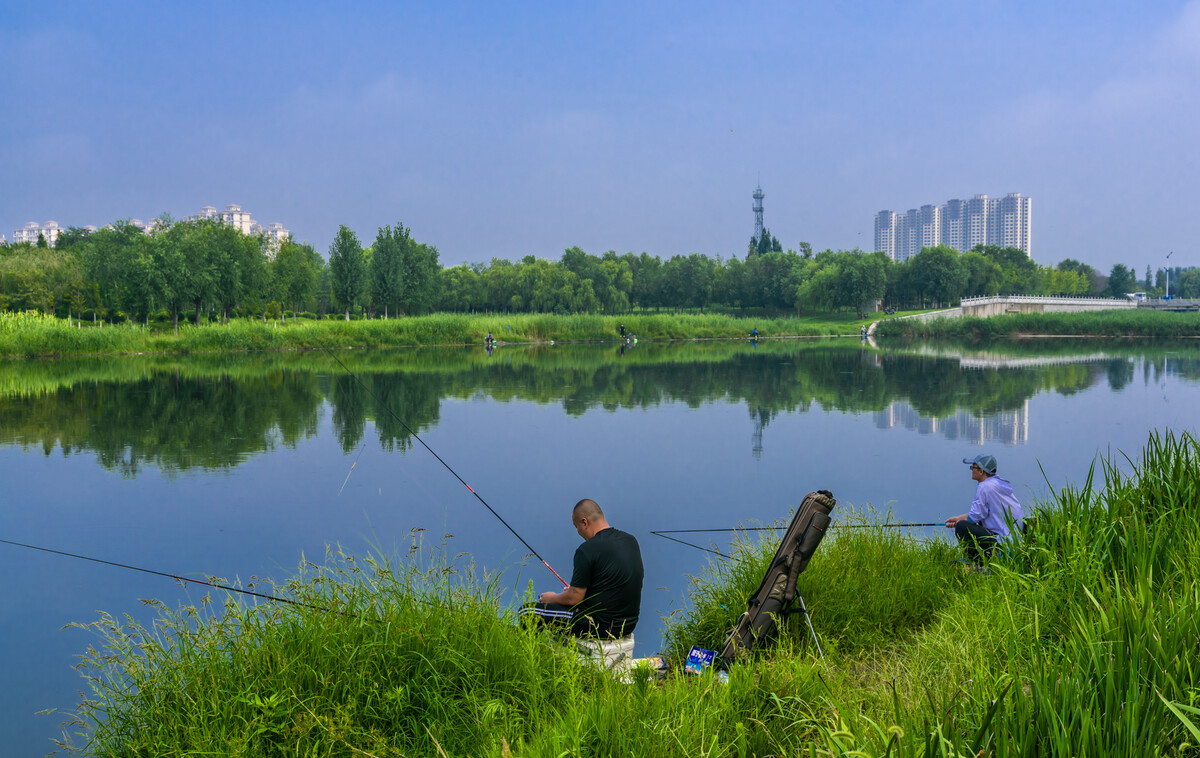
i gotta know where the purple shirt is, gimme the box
[969,476,1025,538]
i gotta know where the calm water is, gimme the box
[2,338,1198,755]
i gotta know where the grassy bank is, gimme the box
[1,310,896,358]
[876,308,1200,339]
[65,430,1200,756]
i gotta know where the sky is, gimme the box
[3,1,1198,273]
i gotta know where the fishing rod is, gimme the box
[0,537,335,614]
[651,522,945,559]
[649,531,730,559]
[304,327,569,587]
[655,522,943,534]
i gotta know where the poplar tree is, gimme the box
[370,224,406,318]
[328,225,365,320]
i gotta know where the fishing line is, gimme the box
[304,327,569,587]
[0,537,334,613]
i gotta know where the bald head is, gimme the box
[573,498,604,521]
[572,498,609,540]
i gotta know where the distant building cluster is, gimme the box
[181,204,290,248]
[874,193,1032,262]
[7,204,290,252]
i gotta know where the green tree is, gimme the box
[835,250,889,315]
[369,224,406,318]
[54,226,93,251]
[1058,259,1099,295]
[79,220,153,322]
[274,241,321,320]
[398,236,440,315]
[975,245,1038,294]
[437,264,481,311]
[623,252,663,311]
[328,225,366,320]
[908,245,968,307]
[796,263,841,312]
[1106,263,1137,298]
[154,216,196,333]
[961,252,1003,297]
[1175,268,1200,298]
[207,222,266,323]
[749,228,783,258]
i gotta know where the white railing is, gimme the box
[960,295,1133,307]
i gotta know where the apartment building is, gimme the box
[874,192,1031,261]
[12,220,62,246]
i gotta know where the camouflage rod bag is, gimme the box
[719,489,835,661]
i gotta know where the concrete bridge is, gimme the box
[867,295,1198,340]
[959,295,1136,317]
[1138,298,1200,312]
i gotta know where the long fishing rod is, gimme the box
[651,522,945,559]
[0,537,334,613]
[655,522,943,534]
[305,327,569,587]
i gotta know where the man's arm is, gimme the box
[539,586,586,606]
[945,513,969,528]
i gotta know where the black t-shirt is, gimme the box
[570,527,643,636]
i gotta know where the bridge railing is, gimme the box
[960,295,1134,307]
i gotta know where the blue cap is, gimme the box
[963,453,997,475]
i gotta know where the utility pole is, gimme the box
[1166,251,1173,298]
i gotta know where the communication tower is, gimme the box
[752,185,765,241]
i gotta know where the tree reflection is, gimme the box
[0,341,1195,476]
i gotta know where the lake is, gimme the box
[2,337,1198,755]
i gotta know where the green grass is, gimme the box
[877,308,1200,339]
[63,431,1200,756]
[1,310,901,358]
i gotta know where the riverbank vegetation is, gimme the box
[0,310,888,358]
[63,430,1200,755]
[6,215,1195,327]
[877,308,1200,339]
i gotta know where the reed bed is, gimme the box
[64,431,1200,756]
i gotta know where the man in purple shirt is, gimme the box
[945,453,1025,564]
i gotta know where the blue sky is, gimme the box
[3,1,1198,273]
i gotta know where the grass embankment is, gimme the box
[877,308,1200,339]
[0,310,894,358]
[66,431,1200,756]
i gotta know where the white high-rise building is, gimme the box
[12,220,61,246]
[874,192,1031,261]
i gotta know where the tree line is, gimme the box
[1,218,1195,324]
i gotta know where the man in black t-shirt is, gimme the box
[530,498,643,638]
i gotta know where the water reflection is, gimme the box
[875,400,1029,445]
[0,340,1198,474]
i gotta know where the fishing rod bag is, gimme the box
[719,489,835,661]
